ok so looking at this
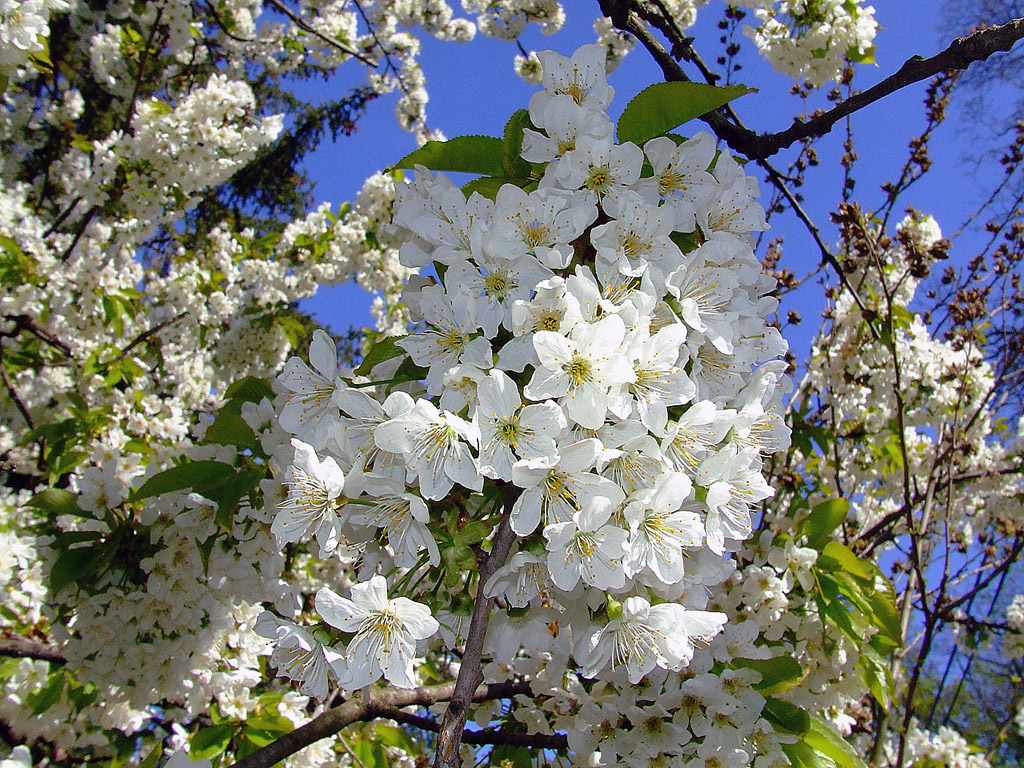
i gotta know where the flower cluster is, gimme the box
[0,0,68,79]
[262,44,789,721]
[732,0,878,86]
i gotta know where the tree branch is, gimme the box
[2,314,73,357]
[599,1,1024,160]
[433,487,521,768]
[0,638,66,664]
[118,312,188,360]
[381,709,568,749]
[265,0,377,66]
[227,680,532,768]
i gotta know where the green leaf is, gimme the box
[131,460,236,501]
[223,376,275,404]
[50,543,109,593]
[866,586,902,645]
[782,740,837,768]
[66,679,98,710]
[201,412,261,455]
[124,438,155,455]
[801,498,849,549]
[848,44,876,64]
[805,716,868,768]
[461,176,534,200]
[224,376,275,403]
[858,641,893,712]
[732,655,804,695]
[491,745,533,768]
[201,469,265,532]
[822,597,865,646]
[617,82,755,146]
[817,541,874,583]
[762,698,810,736]
[70,135,95,152]
[191,725,233,759]
[354,335,407,376]
[374,724,416,754]
[501,109,535,177]
[28,488,90,518]
[26,671,64,715]
[246,713,294,735]
[393,136,505,176]
[137,742,163,768]
[243,728,278,748]
[353,737,376,768]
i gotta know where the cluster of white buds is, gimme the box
[261,43,789,704]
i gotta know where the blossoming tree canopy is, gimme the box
[12,0,1024,765]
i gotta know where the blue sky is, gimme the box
[298,0,1004,360]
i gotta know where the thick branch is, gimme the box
[381,709,567,749]
[0,638,66,664]
[228,680,532,768]
[433,487,521,768]
[735,19,1024,159]
[600,0,1024,160]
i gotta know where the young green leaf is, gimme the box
[805,716,869,768]
[763,697,810,736]
[355,335,407,376]
[190,725,234,759]
[28,488,90,518]
[393,136,505,176]
[461,176,534,200]
[733,655,805,695]
[801,498,849,549]
[131,460,236,501]
[617,82,755,147]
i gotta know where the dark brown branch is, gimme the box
[857,460,1024,552]
[599,1,1024,160]
[759,163,881,340]
[2,314,73,357]
[227,680,532,768]
[118,312,188,359]
[0,354,34,431]
[0,638,66,664]
[381,709,567,749]
[433,487,521,768]
[122,7,166,134]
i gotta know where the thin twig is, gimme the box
[336,732,369,768]
[0,354,35,431]
[118,312,188,359]
[122,7,166,134]
[265,0,376,65]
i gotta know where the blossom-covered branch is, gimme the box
[228,680,533,768]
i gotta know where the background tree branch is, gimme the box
[600,0,1024,160]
